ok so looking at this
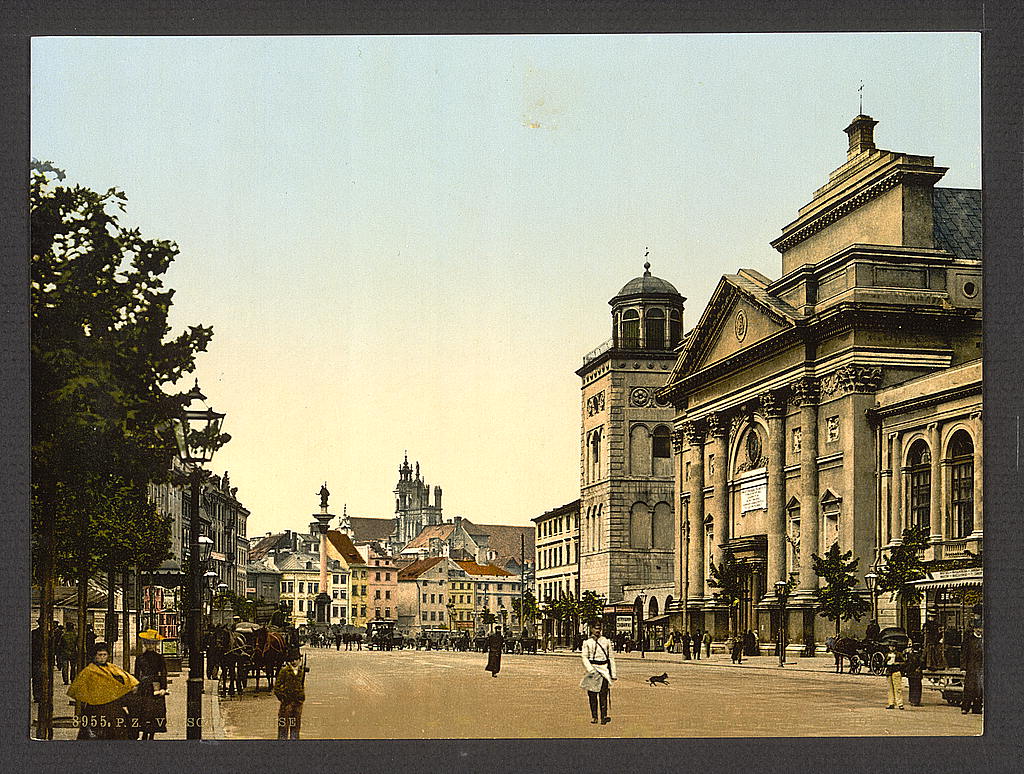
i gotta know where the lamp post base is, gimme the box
[186,673,204,740]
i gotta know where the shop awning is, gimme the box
[912,578,982,590]
[645,614,671,625]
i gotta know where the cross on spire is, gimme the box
[859,81,864,115]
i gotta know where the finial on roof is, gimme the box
[643,248,651,276]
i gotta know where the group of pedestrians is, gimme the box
[31,619,98,702]
[64,629,169,740]
[666,629,712,659]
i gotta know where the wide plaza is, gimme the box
[219,648,982,739]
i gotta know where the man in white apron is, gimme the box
[581,621,617,724]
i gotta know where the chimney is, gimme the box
[844,114,878,159]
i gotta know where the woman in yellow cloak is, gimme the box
[67,641,139,739]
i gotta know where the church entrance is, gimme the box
[724,535,768,638]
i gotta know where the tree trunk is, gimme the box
[35,480,56,740]
[76,568,88,677]
[107,566,116,659]
[121,566,131,670]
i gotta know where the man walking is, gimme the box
[692,629,702,660]
[274,649,306,740]
[960,625,983,714]
[681,631,691,660]
[581,621,616,725]
[63,622,80,682]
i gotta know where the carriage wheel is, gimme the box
[849,655,861,674]
[869,651,886,676]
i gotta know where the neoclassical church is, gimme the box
[577,264,684,602]
[659,115,982,647]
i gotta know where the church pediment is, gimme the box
[668,273,798,382]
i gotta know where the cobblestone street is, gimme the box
[220,648,983,739]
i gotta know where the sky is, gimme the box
[31,33,981,537]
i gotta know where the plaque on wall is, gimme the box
[740,482,767,512]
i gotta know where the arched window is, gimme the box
[907,439,931,532]
[590,428,602,481]
[652,501,673,549]
[645,308,665,349]
[630,424,651,475]
[630,502,652,549]
[705,520,714,569]
[652,426,672,476]
[949,431,975,538]
[648,597,659,617]
[622,310,640,348]
[669,310,682,347]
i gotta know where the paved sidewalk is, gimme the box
[35,660,223,741]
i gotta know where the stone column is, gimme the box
[761,391,788,589]
[883,433,896,546]
[892,433,904,543]
[928,422,942,540]
[707,413,730,571]
[971,411,983,538]
[671,428,686,601]
[684,421,706,600]
[792,379,819,593]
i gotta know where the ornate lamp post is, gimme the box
[173,380,225,741]
[774,579,791,667]
[865,570,879,623]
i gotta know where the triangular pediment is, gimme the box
[668,272,798,381]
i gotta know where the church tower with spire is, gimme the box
[393,452,443,546]
[576,260,684,603]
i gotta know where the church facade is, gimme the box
[659,115,982,648]
[392,453,443,548]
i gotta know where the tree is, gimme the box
[811,542,871,636]
[511,589,539,631]
[707,557,744,634]
[31,161,218,737]
[579,590,606,626]
[877,525,930,625]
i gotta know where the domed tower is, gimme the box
[576,262,685,603]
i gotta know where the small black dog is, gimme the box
[647,672,669,686]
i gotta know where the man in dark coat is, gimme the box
[904,642,923,706]
[133,630,169,739]
[681,631,691,659]
[31,619,43,702]
[485,629,504,677]
[274,649,306,740]
[960,626,983,714]
[866,619,881,642]
[922,616,944,670]
[691,629,702,660]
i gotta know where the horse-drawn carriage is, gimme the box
[826,627,909,675]
[207,623,296,697]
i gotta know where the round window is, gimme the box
[962,281,978,298]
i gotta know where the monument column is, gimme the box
[684,421,706,601]
[761,391,788,589]
[314,483,334,626]
[707,413,730,572]
[792,379,819,593]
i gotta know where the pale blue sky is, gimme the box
[31,33,980,535]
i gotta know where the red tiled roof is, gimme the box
[397,556,445,580]
[249,532,288,561]
[453,560,514,577]
[326,530,367,566]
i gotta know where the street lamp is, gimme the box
[865,571,879,623]
[637,591,647,660]
[774,580,791,667]
[173,380,225,741]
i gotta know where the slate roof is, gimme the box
[402,523,456,550]
[248,532,287,561]
[348,516,396,543]
[471,522,536,565]
[933,188,982,261]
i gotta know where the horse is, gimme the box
[249,627,290,692]
[825,636,862,674]
[215,628,252,697]
[204,627,224,680]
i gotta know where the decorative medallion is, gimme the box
[654,391,671,407]
[629,387,651,407]
[734,308,748,342]
[745,429,762,465]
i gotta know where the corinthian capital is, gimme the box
[705,412,728,439]
[670,428,686,454]
[681,420,705,446]
[790,377,819,408]
[760,390,787,419]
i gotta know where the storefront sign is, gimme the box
[741,483,767,512]
[616,617,633,634]
[927,568,982,581]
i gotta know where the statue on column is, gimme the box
[319,482,330,509]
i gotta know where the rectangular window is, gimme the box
[422,594,428,603]
[430,593,436,604]
[498,584,503,591]
[298,582,304,594]
[375,572,381,581]
[385,590,391,600]
[360,606,366,617]
[375,589,381,599]
[362,585,367,596]
[439,611,444,622]
[333,574,340,585]
[422,612,428,621]
[385,572,391,581]
[910,468,931,532]
[375,608,381,618]
[385,608,391,618]
[951,458,974,538]
[298,599,304,612]
[332,606,339,618]
[430,611,436,621]
[311,582,318,594]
